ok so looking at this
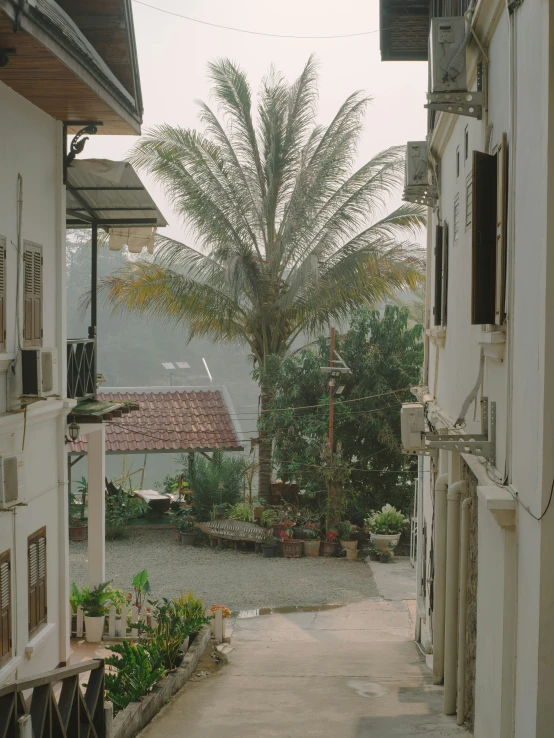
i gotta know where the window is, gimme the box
[453,195,460,242]
[433,224,449,327]
[23,241,42,347]
[466,173,473,227]
[0,549,11,666]
[495,133,509,324]
[0,237,5,352]
[28,527,47,636]
[456,147,460,178]
[471,150,498,324]
[464,126,469,161]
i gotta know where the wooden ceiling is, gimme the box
[380,0,430,62]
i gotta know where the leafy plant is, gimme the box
[105,486,149,539]
[174,509,196,533]
[262,529,277,545]
[325,530,339,543]
[70,582,88,614]
[365,504,409,535]
[81,581,112,618]
[105,640,165,714]
[338,521,358,542]
[260,508,278,527]
[132,570,152,610]
[106,587,130,614]
[302,523,320,540]
[227,501,255,522]
[187,451,245,521]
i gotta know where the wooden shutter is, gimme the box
[433,224,444,327]
[495,133,508,324]
[0,237,5,352]
[0,549,11,665]
[441,223,449,327]
[471,151,498,324]
[28,527,47,635]
[23,242,42,347]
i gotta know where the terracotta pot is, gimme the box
[69,525,87,542]
[279,539,303,558]
[346,549,358,561]
[340,540,358,552]
[303,540,321,557]
[320,541,339,557]
[370,533,401,558]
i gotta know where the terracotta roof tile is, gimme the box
[69,390,241,455]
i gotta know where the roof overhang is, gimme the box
[0,0,142,133]
[380,0,430,62]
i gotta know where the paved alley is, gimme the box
[138,559,468,738]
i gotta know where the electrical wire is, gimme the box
[132,0,384,39]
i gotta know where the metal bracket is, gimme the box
[425,90,485,120]
[403,185,439,207]
[425,398,496,465]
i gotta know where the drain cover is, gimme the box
[347,680,388,698]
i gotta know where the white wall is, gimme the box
[0,80,69,681]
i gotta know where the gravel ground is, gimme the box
[69,531,378,612]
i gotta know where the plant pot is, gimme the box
[262,544,278,558]
[253,505,264,519]
[273,524,288,538]
[303,540,321,557]
[180,531,196,545]
[279,539,303,558]
[69,525,87,542]
[340,540,358,552]
[346,549,358,561]
[84,615,105,643]
[292,526,305,540]
[370,533,401,558]
[380,553,391,563]
[320,541,339,557]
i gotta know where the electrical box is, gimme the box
[430,16,467,93]
[405,142,429,189]
[401,403,426,452]
[22,348,58,397]
[0,452,24,509]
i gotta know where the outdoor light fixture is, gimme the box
[67,422,80,442]
[0,49,15,67]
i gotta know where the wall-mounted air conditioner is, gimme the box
[402,142,438,207]
[0,452,24,509]
[21,348,58,397]
[401,403,426,453]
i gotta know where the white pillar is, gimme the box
[87,426,105,587]
[58,413,71,664]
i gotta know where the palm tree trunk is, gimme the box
[257,382,272,502]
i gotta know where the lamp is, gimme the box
[67,422,80,442]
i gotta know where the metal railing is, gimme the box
[67,338,96,401]
[0,659,106,738]
[432,0,472,16]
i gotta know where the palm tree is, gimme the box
[101,57,425,499]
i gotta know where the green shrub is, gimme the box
[189,451,245,521]
[81,581,112,618]
[105,640,165,713]
[365,504,409,535]
[227,501,254,522]
[105,487,149,539]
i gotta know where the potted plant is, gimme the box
[106,587,129,636]
[365,505,409,561]
[278,528,303,558]
[81,581,111,643]
[320,530,340,557]
[338,521,359,552]
[261,529,278,558]
[273,508,296,539]
[302,523,321,557]
[176,510,197,545]
[68,510,87,542]
[68,482,88,541]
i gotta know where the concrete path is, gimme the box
[139,558,468,737]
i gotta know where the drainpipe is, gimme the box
[433,473,449,685]
[457,497,473,726]
[444,480,466,714]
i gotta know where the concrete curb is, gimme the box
[112,625,212,738]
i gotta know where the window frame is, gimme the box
[0,548,11,667]
[28,527,47,637]
[471,150,498,325]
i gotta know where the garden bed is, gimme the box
[111,624,212,738]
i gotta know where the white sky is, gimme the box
[84,0,429,242]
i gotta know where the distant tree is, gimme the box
[262,307,423,522]
[99,57,425,499]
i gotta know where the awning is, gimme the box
[66,159,168,252]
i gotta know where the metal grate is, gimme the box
[432,0,472,16]
[67,338,96,400]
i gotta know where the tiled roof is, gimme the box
[69,390,242,454]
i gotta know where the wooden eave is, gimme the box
[380,0,430,62]
[0,0,142,133]
[71,398,140,423]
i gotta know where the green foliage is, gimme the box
[262,307,423,522]
[262,529,277,545]
[260,508,278,527]
[227,501,255,522]
[302,523,320,540]
[81,581,112,618]
[105,640,165,713]
[106,587,129,614]
[337,522,358,542]
[365,504,409,535]
[105,487,149,540]
[70,582,87,614]
[173,508,196,533]
[132,570,151,610]
[187,451,245,522]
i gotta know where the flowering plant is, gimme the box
[325,530,339,543]
[302,522,320,540]
[210,604,232,619]
[262,529,277,545]
[279,529,292,542]
[338,521,358,541]
[365,504,409,535]
[276,505,297,525]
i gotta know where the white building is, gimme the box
[381,0,554,736]
[0,0,148,683]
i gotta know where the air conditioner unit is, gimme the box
[403,142,438,207]
[401,403,426,453]
[0,452,24,509]
[21,348,58,397]
[430,17,467,93]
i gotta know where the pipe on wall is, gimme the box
[444,480,466,714]
[457,497,473,726]
[432,473,449,685]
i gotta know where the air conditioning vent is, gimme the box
[430,17,467,94]
[403,142,438,207]
[21,348,58,397]
[401,403,426,453]
[0,453,24,509]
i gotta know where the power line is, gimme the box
[132,0,383,39]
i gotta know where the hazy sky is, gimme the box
[83,0,429,242]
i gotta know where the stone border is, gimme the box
[111,625,212,738]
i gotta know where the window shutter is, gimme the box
[0,237,5,352]
[28,527,46,635]
[0,549,11,665]
[441,223,449,327]
[495,133,508,324]
[433,224,444,327]
[471,151,498,324]
[23,242,42,347]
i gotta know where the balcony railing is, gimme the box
[0,658,106,738]
[67,338,96,401]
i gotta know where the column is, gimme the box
[87,426,105,587]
